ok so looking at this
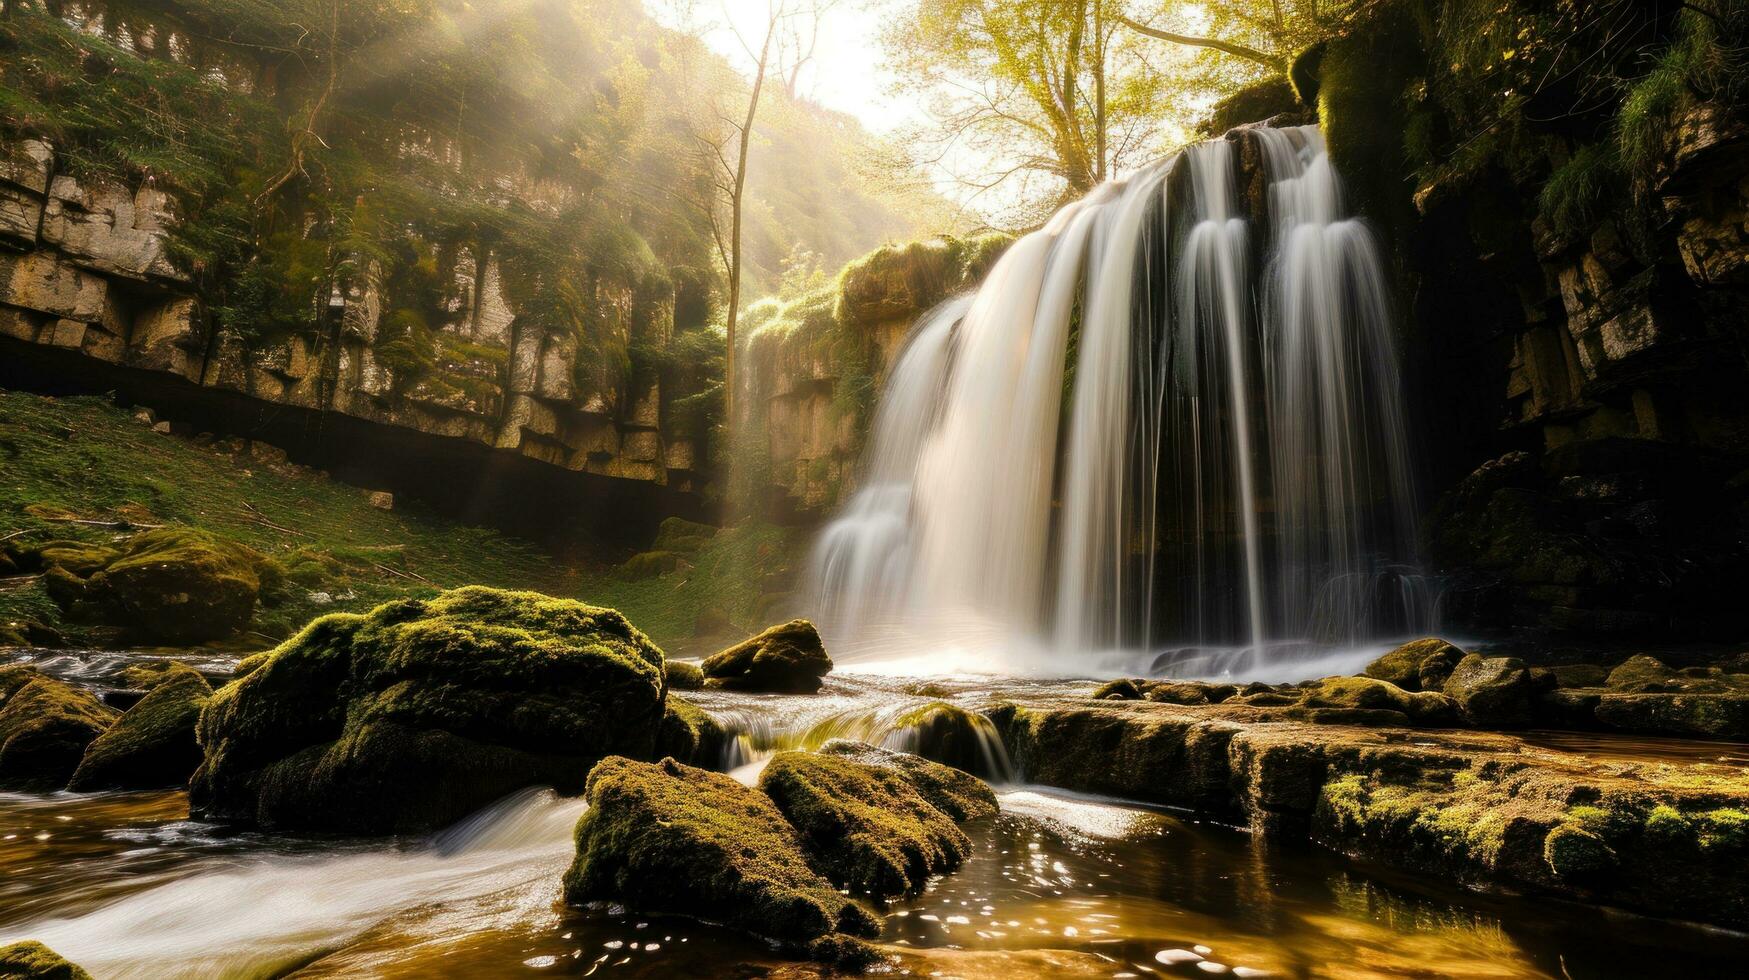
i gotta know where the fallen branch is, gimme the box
[43,518,163,530]
[371,560,436,587]
[242,502,307,537]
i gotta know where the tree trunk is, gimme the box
[724,13,779,440]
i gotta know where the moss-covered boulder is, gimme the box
[0,669,118,790]
[563,756,878,945]
[818,739,997,821]
[760,748,975,899]
[1363,638,1467,691]
[1298,675,1458,727]
[38,528,270,643]
[1442,654,1538,727]
[0,941,93,980]
[651,516,718,555]
[68,663,212,791]
[656,696,729,766]
[665,658,704,690]
[887,701,1008,776]
[190,587,667,834]
[1606,654,1681,690]
[702,619,833,693]
[0,618,66,649]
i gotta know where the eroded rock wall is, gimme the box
[0,136,705,500]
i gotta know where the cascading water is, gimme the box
[809,124,1433,678]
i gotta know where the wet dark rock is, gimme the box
[1591,690,1749,739]
[760,748,974,898]
[0,666,117,790]
[0,618,66,649]
[887,701,1005,776]
[69,663,211,791]
[1363,637,1467,691]
[1606,654,1680,690]
[1551,663,1610,688]
[656,696,729,766]
[1091,678,1142,700]
[702,619,833,693]
[1442,654,1537,727]
[190,587,667,834]
[563,756,878,945]
[0,941,93,980]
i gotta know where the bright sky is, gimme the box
[644,0,921,135]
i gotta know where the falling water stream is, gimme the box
[811,126,1434,679]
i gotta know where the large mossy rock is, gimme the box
[563,756,879,945]
[0,667,118,790]
[0,941,93,980]
[887,701,1007,776]
[190,587,667,834]
[1364,638,1467,691]
[1442,654,1538,727]
[702,619,833,693]
[37,528,270,643]
[1298,676,1459,727]
[818,740,997,821]
[68,663,211,791]
[759,748,976,898]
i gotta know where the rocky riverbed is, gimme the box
[3,590,1749,977]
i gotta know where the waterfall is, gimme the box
[809,125,1433,677]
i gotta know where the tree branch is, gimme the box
[1116,14,1284,72]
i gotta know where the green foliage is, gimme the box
[1538,143,1624,240]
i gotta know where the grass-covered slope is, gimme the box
[0,389,807,650]
[0,390,567,641]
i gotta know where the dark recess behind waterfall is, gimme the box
[0,337,704,550]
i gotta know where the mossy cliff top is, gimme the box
[191,587,668,834]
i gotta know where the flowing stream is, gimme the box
[809,126,1434,679]
[4,660,1748,979]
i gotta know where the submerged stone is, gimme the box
[888,701,1006,776]
[702,619,833,693]
[0,668,118,790]
[564,756,878,945]
[759,748,975,898]
[190,587,667,834]
[0,941,93,980]
[69,663,211,791]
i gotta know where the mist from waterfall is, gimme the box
[809,125,1433,678]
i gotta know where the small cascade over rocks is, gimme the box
[809,125,1434,678]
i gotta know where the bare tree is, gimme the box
[700,2,784,432]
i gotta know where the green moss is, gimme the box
[0,671,118,790]
[69,664,212,792]
[665,659,705,691]
[656,696,727,766]
[1363,637,1466,691]
[818,739,998,823]
[702,619,832,693]
[191,587,667,834]
[0,941,93,980]
[1543,823,1617,878]
[563,756,879,944]
[651,517,717,555]
[614,551,685,581]
[888,701,1010,778]
[1200,77,1302,136]
[759,749,972,899]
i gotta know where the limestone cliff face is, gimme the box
[0,136,703,495]
[737,237,1007,517]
